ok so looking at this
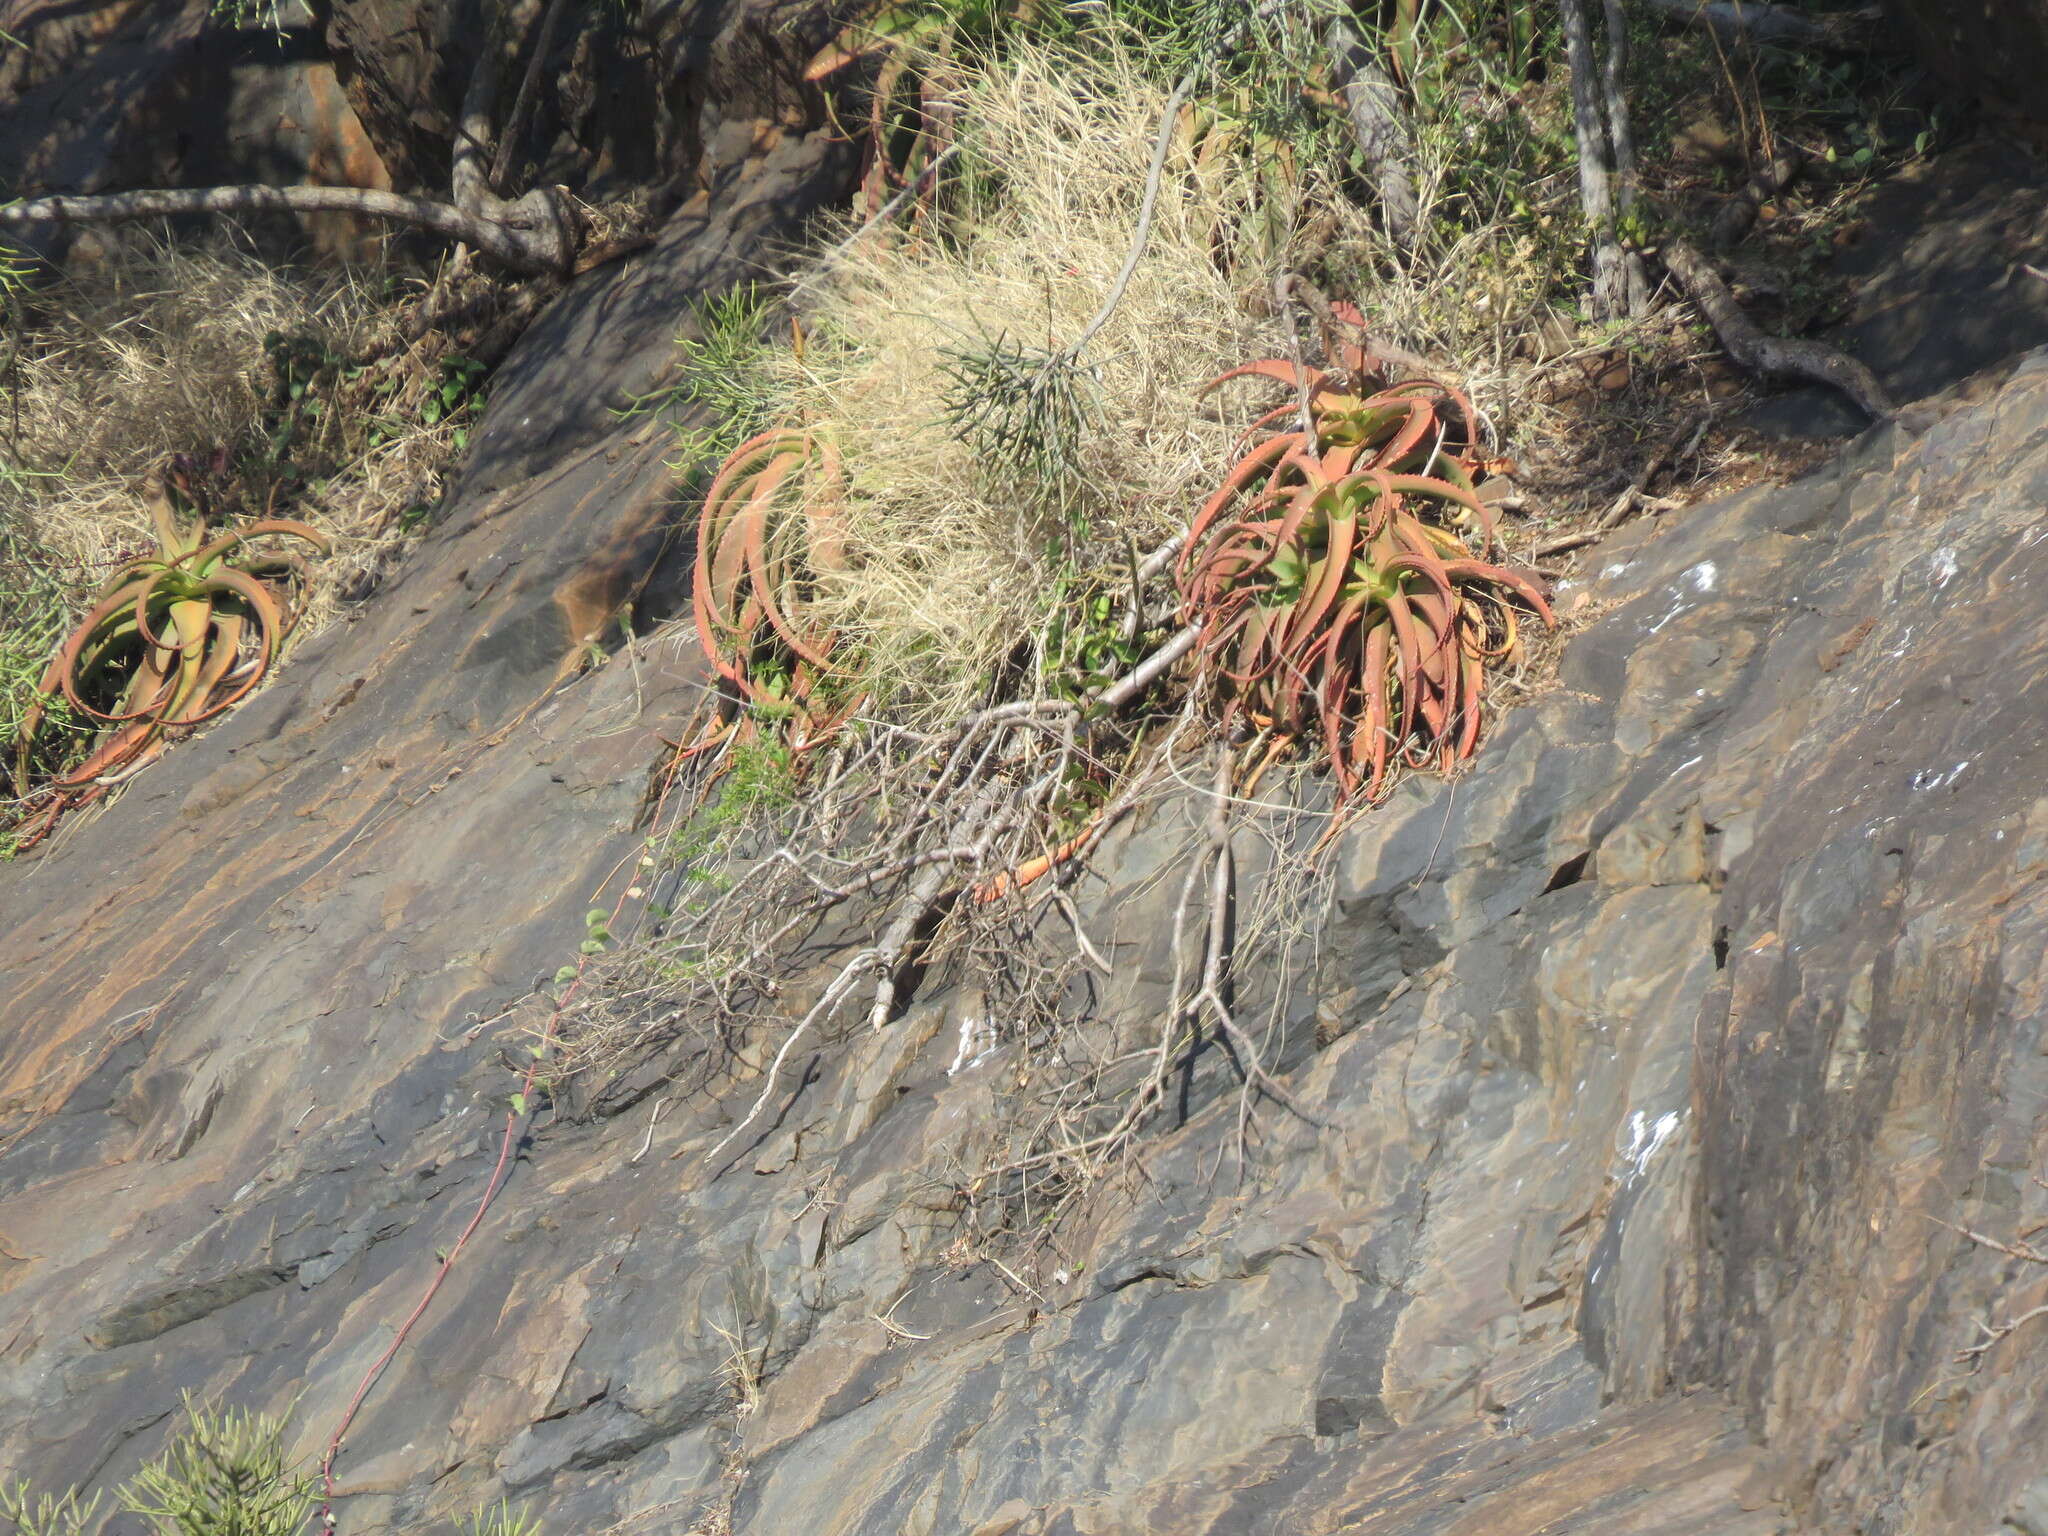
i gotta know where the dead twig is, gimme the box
[1934,1215,2048,1366]
[700,953,878,1169]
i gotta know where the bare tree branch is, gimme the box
[1663,236,1894,419]
[0,184,571,274]
[1324,17,1421,248]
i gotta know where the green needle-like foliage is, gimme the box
[120,1403,314,1536]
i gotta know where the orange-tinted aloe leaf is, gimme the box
[1201,358,1327,398]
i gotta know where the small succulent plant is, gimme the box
[1179,318,1553,806]
[10,459,325,848]
[690,429,858,752]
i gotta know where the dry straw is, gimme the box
[1,230,471,641]
[759,34,1569,730]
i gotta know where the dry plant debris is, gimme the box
[0,233,509,849]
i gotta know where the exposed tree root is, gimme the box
[1663,237,1894,420]
[0,184,575,275]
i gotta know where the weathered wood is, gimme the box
[1324,16,1421,248]
[1664,236,1894,418]
[0,183,574,274]
[1600,0,1650,313]
[1562,0,1627,321]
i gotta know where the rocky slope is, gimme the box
[8,5,2048,1534]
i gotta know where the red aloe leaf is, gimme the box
[1202,359,1327,398]
[1359,618,1394,799]
[172,567,283,724]
[738,468,838,672]
[1455,641,1485,761]
[57,580,172,722]
[1383,472,1500,551]
[1437,559,1557,626]
[174,610,246,725]
[1383,586,1428,749]
[1359,398,1432,470]
[1281,502,1357,661]
[1181,433,1304,585]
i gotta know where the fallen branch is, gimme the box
[1193,748,1331,1141]
[702,951,879,1169]
[0,183,573,275]
[1091,623,1199,714]
[1639,0,1882,50]
[1662,237,1893,419]
[868,780,1008,1030]
[1324,16,1421,248]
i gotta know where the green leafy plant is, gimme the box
[1179,311,1553,806]
[3,1408,536,1536]
[420,355,488,429]
[621,283,781,475]
[0,513,84,801]
[462,1502,540,1536]
[938,333,1098,512]
[208,0,286,34]
[10,460,326,849]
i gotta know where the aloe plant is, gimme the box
[10,461,325,848]
[690,429,858,752]
[1179,319,1552,806]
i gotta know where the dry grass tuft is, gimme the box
[766,36,1575,728]
[771,42,1276,725]
[1,231,466,635]
[0,230,491,829]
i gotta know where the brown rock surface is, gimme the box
[10,17,2048,1534]
[7,327,2048,1531]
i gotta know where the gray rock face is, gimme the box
[0,0,397,260]
[7,120,2048,1536]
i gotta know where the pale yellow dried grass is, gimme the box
[773,43,1283,723]
[767,37,1567,726]
[1,230,461,638]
